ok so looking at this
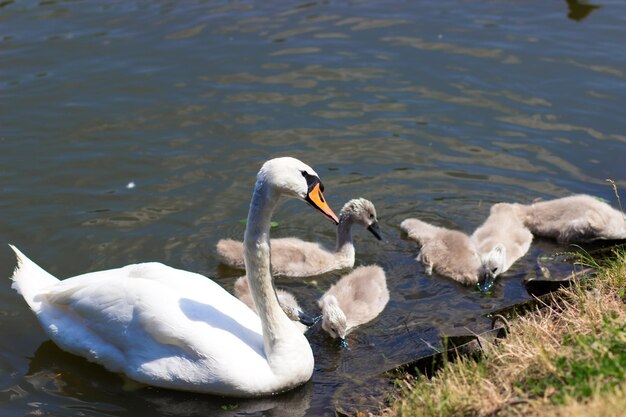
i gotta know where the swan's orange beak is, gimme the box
[305,183,339,225]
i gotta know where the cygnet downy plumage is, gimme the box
[233,276,312,333]
[318,265,389,347]
[470,203,533,291]
[516,194,626,243]
[217,198,382,277]
[400,218,484,286]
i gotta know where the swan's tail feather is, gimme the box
[9,245,59,312]
[215,239,245,269]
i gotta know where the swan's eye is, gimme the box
[301,170,323,192]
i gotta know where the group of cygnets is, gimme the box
[218,192,626,344]
[217,198,388,347]
[9,157,626,398]
[402,194,626,291]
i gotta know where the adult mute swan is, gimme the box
[233,276,311,333]
[216,198,382,277]
[515,194,626,243]
[10,157,339,397]
[318,265,389,347]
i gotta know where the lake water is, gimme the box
[1,0,625,415]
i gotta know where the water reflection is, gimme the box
[24,341,314,417]
[219,65,387,87]
[566,0,601,21]
[143,381,313,417]
[382,36,520,64]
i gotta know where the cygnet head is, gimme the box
[257,157,339,225]
[477,244,506,292]
[278,292,318,327]
[339,198,382,240]
[320,295,348,345]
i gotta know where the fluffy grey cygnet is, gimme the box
[217,198,382,277]
[233,276,311,333]
[516,194,626,243]
[318,265,389,347]
[470,203,533,290]
[400,218,486,285]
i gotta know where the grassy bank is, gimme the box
[386,248,626,417]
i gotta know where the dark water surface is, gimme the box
[1,0,625,415]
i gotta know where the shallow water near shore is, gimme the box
[1,0,625,415]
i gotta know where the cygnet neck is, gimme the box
[335,215,356,257]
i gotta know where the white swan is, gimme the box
[216,198,382,277]
[516,194,626,243]
[9,157,339,397]
[470,203,533,291]
[318,265,389,347]
[233,276,310,333]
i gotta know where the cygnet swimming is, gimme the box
[318,265,389,347]
[400,218,484,286]
[515,194,626,243]
[217,198,382,277]
[470,203,533,291]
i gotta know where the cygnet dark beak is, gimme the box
[477,272,496,293]
[297,310,321,327]
[367,221,383,240]
[338,338,349,349]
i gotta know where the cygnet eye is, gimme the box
[491,267,498,274]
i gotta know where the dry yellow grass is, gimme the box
[386,248,626,417]
[542,382,626,417]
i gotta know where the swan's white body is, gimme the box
[10,157,339,397]
[216,198,380,277]
[10,254,280,394]
[233,276,308,333]
[318,265,389,343]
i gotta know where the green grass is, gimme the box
[520,315,626,404]
[383,247,626,417]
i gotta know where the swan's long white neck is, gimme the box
[243,177,298,360]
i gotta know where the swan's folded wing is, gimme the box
[41,263,265,366]
[41,267,193,362]
[37,269,142,371]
